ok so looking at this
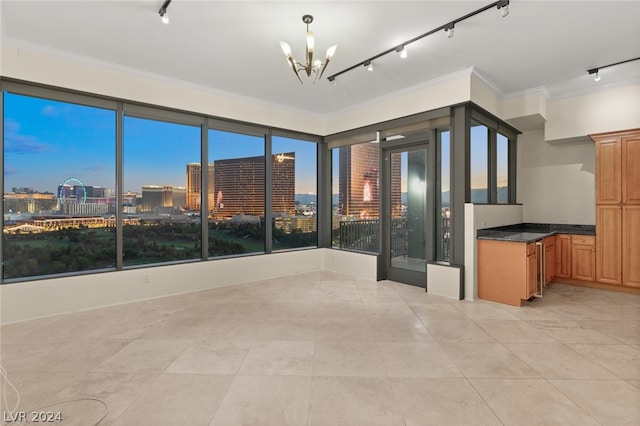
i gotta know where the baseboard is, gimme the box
[552,278,640,295]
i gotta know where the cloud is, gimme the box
[3,120,54,155]
[41,105,62,117]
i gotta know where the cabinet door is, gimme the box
[623,206,640,287]
[555,234,572,278]
[596,205,622,284]
[622,136,640,205]
[544,238,555,285]
[596,138,622,205]
[572,244,596,282]
[526,252,537,299]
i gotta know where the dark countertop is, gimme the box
[477,223,596,243]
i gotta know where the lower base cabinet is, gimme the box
[478,239,538,307]
[572,235,596,282]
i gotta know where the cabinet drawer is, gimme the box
[572,235,595,246]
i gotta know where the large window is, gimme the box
[496,132,509,204]
[437,129,451,262]
[331,142,380,253]
[468,116,515,205]
[3,92,116,279]
[470,122,489,203]
[123,116,202,266]
[208,129,265,257]
[271,136,317,250]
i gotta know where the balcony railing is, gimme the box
[338,218,407,256]
[337,216,451,261]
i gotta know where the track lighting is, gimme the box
[396,46,408,59]
[327,1,510,82]
[587,57,640,83]
[158,0,171,24]
[497,0,509,17]
[444,23,455,39]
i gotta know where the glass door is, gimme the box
[382,144,430,287]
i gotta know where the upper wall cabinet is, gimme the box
[594,130,640,205]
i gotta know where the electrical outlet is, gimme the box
[143,273,150,283]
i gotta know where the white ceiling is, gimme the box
[2,1,639,115]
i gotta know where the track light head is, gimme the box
[444,23,455,38]
[588,68,601,82]
[158,0,172,24]
[364,61,373,72]
[497,0,509,17]
[396,45,408,59]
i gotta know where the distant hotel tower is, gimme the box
[213,153,295,218]
[186,163,214,211]
[338,144,401,219]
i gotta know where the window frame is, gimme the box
[1,79,322,283]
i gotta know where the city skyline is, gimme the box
[4,94,318,196]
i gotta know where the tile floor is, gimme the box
[1,271,639,425]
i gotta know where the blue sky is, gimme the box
[4,93,317,195]
[4,92,495,197]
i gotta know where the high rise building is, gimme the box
[213,152,295,218]
[338,144,401,219]
[142,185,174,213]
[186,163,214,211]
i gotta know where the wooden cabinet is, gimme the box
[544,236,556,285]
[622,205,640,287]
[555,234,572,279]
[622,135,640,204]
[478,239,539,307]
[592,128,640,288]
[572,235,596,282]
[596,205,622,284]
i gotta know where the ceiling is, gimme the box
[2,1,639,116]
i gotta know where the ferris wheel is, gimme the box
[58,177,87,204]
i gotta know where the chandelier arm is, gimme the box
[286,58,304,84]
[318,58,331,79]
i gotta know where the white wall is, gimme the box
[545,84,640,143]
[1,46,327,135]
[0,249,323,324]
[464,203,524,301]
[0,248,379,324]
[517,129,596,225]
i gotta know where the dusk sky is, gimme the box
[4,92,494,198]
[4,93,318,195]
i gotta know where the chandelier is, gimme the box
[279,15,337,84]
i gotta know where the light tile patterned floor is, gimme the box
[1,271,639,425]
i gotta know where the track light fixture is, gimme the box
[444,23,455,39]
[326,1,510,82]
[158,0,171,24]
[279,15,338,84]
[497,0,509,17]
[396,45,408,59]
[587,57,640,82]
[365,61,373,72]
